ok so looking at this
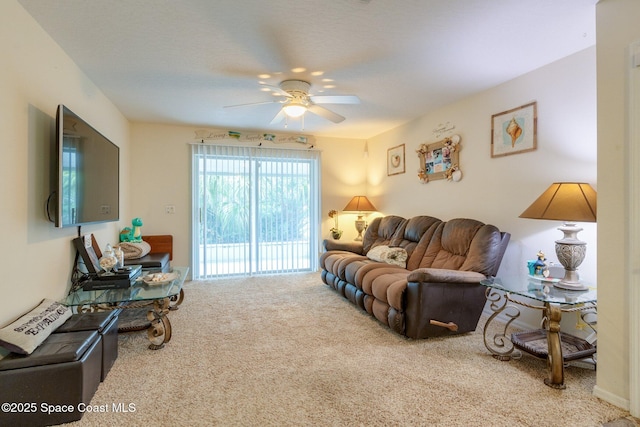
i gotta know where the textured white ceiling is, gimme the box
[18,0,596,139]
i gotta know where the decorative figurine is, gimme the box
[120,217,143,242]
[533,250,548,277]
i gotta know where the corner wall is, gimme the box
[594,0,640,413]
[0,1,130,328]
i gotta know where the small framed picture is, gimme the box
[387,144,405,176]
[491,101,537,158]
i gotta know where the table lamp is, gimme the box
[519,182,597,291]
[343,196,377,241]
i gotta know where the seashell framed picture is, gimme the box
[491,101,537,158]
[387,144,406,176]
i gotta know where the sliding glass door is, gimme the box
[191,144,320,279]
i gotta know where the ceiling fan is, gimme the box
[224,79,360,124]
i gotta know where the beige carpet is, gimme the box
[69,272,629,427]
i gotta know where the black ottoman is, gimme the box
[54,311,119,381]
[0,330,102,427]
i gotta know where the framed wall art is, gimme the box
[416,135,462,183]
[491,101,537,158]
[387,144,405,176]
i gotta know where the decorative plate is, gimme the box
[142,272,178,285]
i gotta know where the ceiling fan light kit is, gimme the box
[282,101,308,118]
[225,79,360,126]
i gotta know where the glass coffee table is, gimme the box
[61,267,189,350]
[480,275,597,389]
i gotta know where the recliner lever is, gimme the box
[430,320,459,331]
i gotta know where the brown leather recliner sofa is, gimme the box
[320,215,510,339]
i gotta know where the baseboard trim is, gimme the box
[593,385,630,411]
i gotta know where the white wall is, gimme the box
[129,123,367,268]
[368,47,598,284]
[0,1,130,329]
[318,138,369,241]
[594,0,640,413]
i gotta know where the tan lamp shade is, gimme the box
[519,182,597,223]
[343,196,377,212]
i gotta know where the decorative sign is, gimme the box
[416,135,462,183]
[194,129,315,145]
[432,121,457,139]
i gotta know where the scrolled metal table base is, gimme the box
[483,288,522,361]
[146,297,172,350]
[79,297,175,351]
[169,288,185,311]
[543,305,566,389]
[483,287,569,388]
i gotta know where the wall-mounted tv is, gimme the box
[52,105,119,228]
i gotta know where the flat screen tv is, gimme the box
[53,104,119,228]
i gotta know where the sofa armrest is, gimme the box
[404,278,488,339]
[323,239,364,255]
[407,268,486,284]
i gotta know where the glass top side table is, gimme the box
[61,267,189,349]
[480,275,597,389]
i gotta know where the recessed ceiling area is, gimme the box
[18,0,596,139]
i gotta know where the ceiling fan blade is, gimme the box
[223,100,279,109]
[270,108,286,124]
[259,83,292,98]
[307,104,345,123]
[310,95,360,104]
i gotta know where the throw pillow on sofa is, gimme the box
[367,245,408,268]
[0,299,72,354]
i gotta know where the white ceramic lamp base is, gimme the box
[354,216,366,241]
[553,223,588,291]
